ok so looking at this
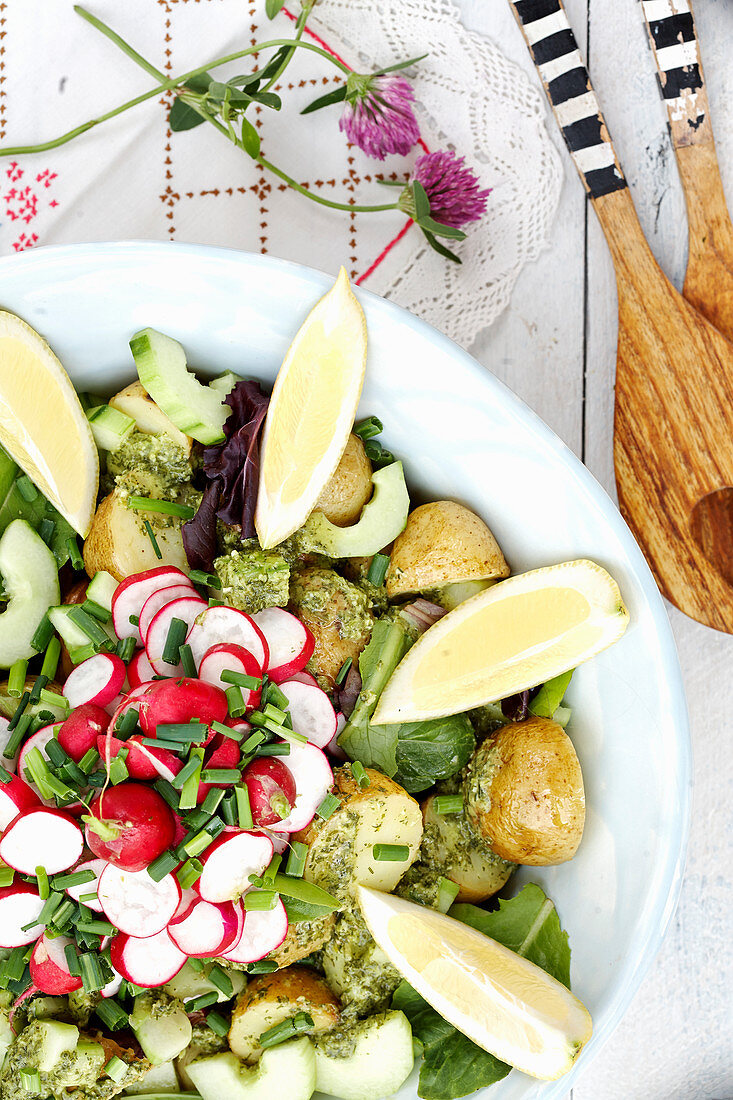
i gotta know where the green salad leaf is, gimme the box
[392,715,475,793]
[393,884,571,1099]
[0,445,76,569]
[529,669,573,722]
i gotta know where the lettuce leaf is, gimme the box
[393,884,571,1099]
[392,715,475,793]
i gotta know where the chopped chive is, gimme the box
[95,998,130,1031]
[206,1010,229,1036]
[8,659,28,698]
[103,1055,129,1084]
[263,854,282,887]
[188,569,222,589]
[172,755,203,791]
[292,1010,316,1034]
[201,768,240,784]
[78,892,99,905]
[432,794,464,815]
[221,670,261,690]
[178,747,204,811]
[255,743,291,757]
[162,617,188,666]
[76,918,116,936]
[182,830,215,858]
[263,683,288,710]
[128,613,140,627]
[225,685,247,718]
[143,519,162,559]
[185,991,220,1012]
[204,816,225,840]
[80,951,105,992]
[157,722,207,742]
[127,495,195,519]
[181,807,210,832]
[35,866,49,901]
[147,850,179,882]
[7,691,30,732]
[141,737,188,752]
[28,676,50,709]
[79,748,100,775]
[108,751,129,785]
[176,858,203,889]
[85,770,107,788]
[187,958,205,973]
[154,778,180,809]
[0,866,14,888]
[35,891,63,927]
[16,475,38,502]
[334,657,352,687]
[260,1012,314,1050]
[52,868,97,890]
[82,598,111,623]
[66,536,84,570]
[207,965,233,998]
[354,415,383,441]
[247,959,278,975]
[285,841,308,879]
[67,605,111,646]
[316,793,341,820]
[44,738,69,769]
[4,714,31,759]
[69,643,98,665]
[115,707,139,737]
[19,1068,42,1092]
[241,730,266,753]
[50,897,77,929]
[263,703,288,724]
[243,890,279,911]
[436,876,460,914]
[221,794,236,827]
[201,788,225,815]
[0,764,10,784]
[372,843,409,862]
[39,688,68,713]
[31,613,55,653]
[64,943,81,976]
[351,761,370,789]
[234,785,253,828]
[115,636,136,663]
[367,552,390,587]
[179,642,197,678]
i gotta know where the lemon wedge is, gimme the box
[0,311,98,536]
[357,886,593,1081]
[255,268,367,549]
[372,559,628,724]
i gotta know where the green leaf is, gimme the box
[169,96,206,132]
[529,670,573,720]
[393,884,571,1099]
[251,91,282,111]
[412,181,430,223]
[377,178,409,187]
[258,46,291,83]
[0,445,75,567]
[416,215,466,241]
[373,54,429,76]
[301,85,348,115]
[392,715,475,793]
[265,0,287,17]
[240,117,261,158]
[421,229,462,264]
[184,71,215,95]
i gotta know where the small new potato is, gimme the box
[269,913,337,969]
[289,567,373,689]
[83,489,189,581]
[313,434,373,527]
[109,381,192,453]
[229,967,340,1064]
[419,794,515,903]
[464,717,585,865]
[385,500,509,598]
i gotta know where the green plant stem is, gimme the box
[74,6,166,81]
[260,3,312,92]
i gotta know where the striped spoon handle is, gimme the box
[508,0,627,201]
[640,0,711,149]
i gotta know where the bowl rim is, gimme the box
[0,240,692,1095]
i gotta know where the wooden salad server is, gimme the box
[508,0,733,633]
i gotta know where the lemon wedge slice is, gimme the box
[372,559,628,724]
[0,311,98,536]
[357,886,593,1081]
[255,268,367,549]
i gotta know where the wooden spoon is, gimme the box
[509,0,733,632]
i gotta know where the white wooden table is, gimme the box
[460,1,733,1096]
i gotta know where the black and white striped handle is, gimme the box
[640,0,710,147]
[509,0,627,200]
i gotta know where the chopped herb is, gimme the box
[188,569,222,589]
[226,685,247,718]
[353,415,383,441]
[103,1055,129,1083]
[335,657,352,687]
[115,636,136,663]
[243,890,279,911]
[432,794,464,815]
[95,998,130,1031]
[127,495,195,518]
[35,866,49,901]
[285,841,308,878]
[162,617,188,666]
[201,768,240,784]
[185,991,219,1012]
[67,605,111,646]
[82,598,111,623]
[351,761,370,789]
[208,965,233,998]
[7,659,28,698]
[235,785,253,828]
[367,552,390,586]
[31,615,55,655]
[221,670,261,690]
[179,642,197,678]
[66,537,85,571]
[315,793,341,820]
[52,868,96,890]
[177,857,203,889]
[206,1010,230,1036]
[260,1011,314,1049]
[372,843,409,861]
[147,850,179,882]
[143,519,162,559]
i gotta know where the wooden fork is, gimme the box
[509,0,733,633]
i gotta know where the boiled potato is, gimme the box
[417,794,515,903]
[109,381,192,453]
[0,676,65,721]
[289,567,373,689]
[295,765,423,903]
[385,501,509,598]
[83,489,189,581]
[320,908,401,1017]
[269,913,337,969]
[313,434,373,527]
[229,968,339,1064]
[464,717,585,865]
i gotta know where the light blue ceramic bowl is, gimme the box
[0,242,691,1098]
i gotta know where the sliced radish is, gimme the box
[289,670,319,689]
[126,650,156,691]
[98,865,181,938]
[252,608,314,681]
[138,677,226,741]
[64,858,106,913]
[269,832,289,855]
[269,742,333,834]
[99,735,182,784]
[30,934,82,995]
[86,784,176,871]
[168,897,241,957]
[63,653,127,709]
[171,810,188,849]
[196,736,241,805]
[242,758,296,828]
[0,716,18,773]
[0,884,44,948]
[104,693,126,717]
[221,899,288,964]
[199,643,262,709]
[278,680,337,749]
[327,713,348,761]
[0,808,83,875]
[173,887,198,922]
[139,583,196,644]
[188,606,268,672]
[100,966,124,999]
[112,566,191,642]
[196,831,273,904]
[0,774,41,829]
[111,927,186,988]
[145,596,207,675]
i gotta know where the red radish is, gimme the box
[252,607,314,681]
[226,718,252,737]
[277,680,337,749]
[145,596,207,675]
[268,742,333,834]
[104,693,127,717]
[173,887,198,922]
[222,899,288,964]
[168,897,241,957]
[0,884,44,947]
[199,643,262,709]
[196,736,241,804]
[63,653,126,710]
[327,714,348,761]
[188,606,268,672]
[98,735,182,784]
[138,677,227,740]
[171,810,187,849]
[0,774,41,829]
[112,566,191,642]
[269,832,289,855]
[196,831,273,904]
[127,650,156,691]
[85,783,176,871]
[64,858,106,913]
[241,758,297,828]
[139,583,196,644]
[111,927,186,987]
[30,934,82,995]
[0,716,18,773]
[99,864,181,938]
[289,670,319,689]
[57,703,110,762]
[0,808,83,875]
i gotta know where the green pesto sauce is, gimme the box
[66,989,99,1028]
[307,809,359,903]
[190,1021,229,1056]
[290,568,373,642]
[321,910,401,1020]
[107,430,192,488]
[214,546,290,613]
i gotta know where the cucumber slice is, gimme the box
[34,1019,79,1072]
[0,519,60,668]
[209,370,241,396]
[86,404,136,452]
[130,997,192,1065]
[130,329,228,445]
[164,959,246,1004]
[123,1059,180,1094]
[48,605,115,652]
[314,1011,414,1100]
[299,463,410,558]
[187,1039,316,1100]
[85,570,118,613]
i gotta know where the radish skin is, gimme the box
[112,566,191,642]
[252,607,314,681]
[145,596,207,675]
[64,858,106,913]
[168,898,241,957]
[139,583,196,643]
[63,653,126,709]
[188,606,268,672]
[111,927,187,987]
[221,899,288,964]
[0,808,84,875]
[268,742,333,834]
[0,773,41,829]
[277,680,337,749]
[30,934,82,995]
